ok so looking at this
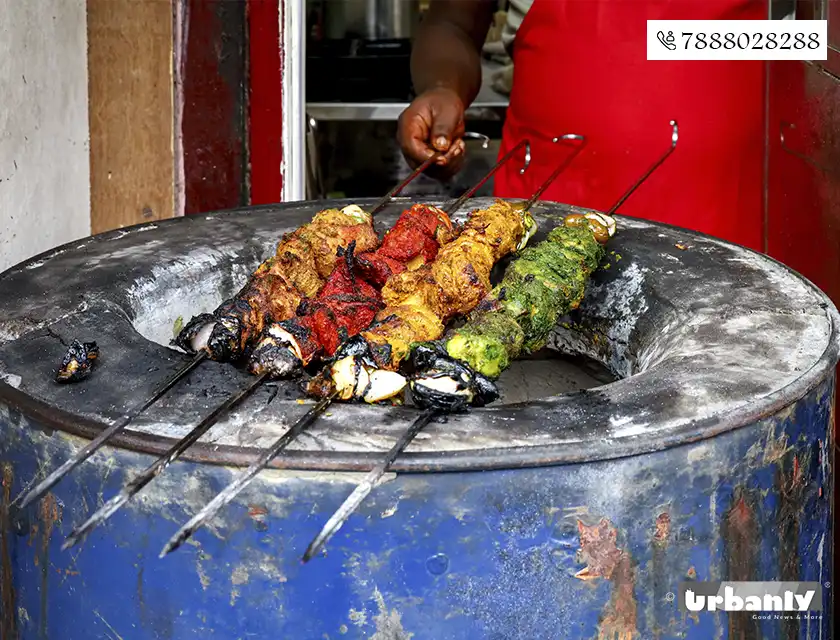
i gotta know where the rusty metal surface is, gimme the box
[0,376,833,638]
[1,464,16,640]
[767,38,840,630]
[0,198,837,474]
[767,60,840,304]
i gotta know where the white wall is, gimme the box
[0,0,90,273]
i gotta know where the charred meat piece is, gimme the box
[170,272,304,362]
[356,203,456,287]
[56,340,100,383]
[204,273,308,362]
[314,200,537,403]
[248,243,383,378]
[171,313,216,354]
[172,205,379,361]
[247,205,459,379]
[410,213,612,409]
[304,335,407,404]
[406,343,498,411]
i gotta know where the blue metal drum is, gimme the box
[0,198,837,639]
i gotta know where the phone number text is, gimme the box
[647,20,827,61]
[678,32,819,50]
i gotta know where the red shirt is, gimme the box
[494,0,767,251]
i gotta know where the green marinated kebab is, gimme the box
[407,210,615,410]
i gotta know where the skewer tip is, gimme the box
[159,530,189,558]
[301,543,321,564]
[61,536,79,552]
[62,519,96,550]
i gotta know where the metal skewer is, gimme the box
[300,120,680,562]
[607,120,678,215]
[444,139,531,213]
[370,151,442,215]
[157,138,538,557]
[62,373,270,550]
[19,157,447,515]
[159,391,338,557]
[522,133,587,210]
[302,409,439,562]
[14,351,206,509]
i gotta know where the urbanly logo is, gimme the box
[677,582,823,613]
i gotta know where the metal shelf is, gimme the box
[306,60,510,122]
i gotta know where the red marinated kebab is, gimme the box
[247,204,457,378]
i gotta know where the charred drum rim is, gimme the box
[0,198,838,473]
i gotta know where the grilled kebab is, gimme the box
[308,199,537,404]
[355,203,457,287]
[248,204,458,378]
[173,205,378,362]
[407,211,614,409]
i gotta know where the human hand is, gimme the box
[397,87,467,180]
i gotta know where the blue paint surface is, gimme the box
[1,378,834,639]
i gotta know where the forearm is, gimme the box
[411,0,495,107]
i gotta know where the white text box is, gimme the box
[647,20,827,61]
